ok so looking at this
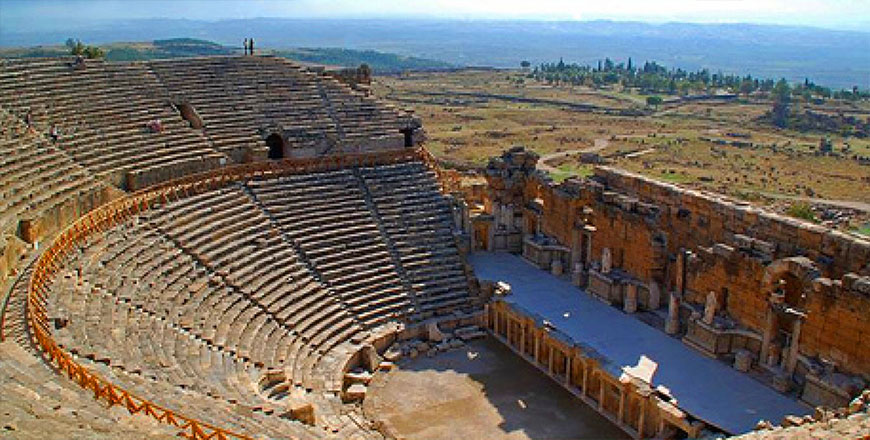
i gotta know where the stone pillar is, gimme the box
[666,251,686,335]
[761,308,775,367]
[572,262,583,286]
[584,228,595,268]
[786,319,802,374]
[582,364,589,396]
[703,291,718,325]
[598,378,606,410]
[548,346,555,374]
[571,226,583,270]
[601,247,612,274]
[665,292,681,335]
[648,280,661,310]
[675,250,686,295]
[638,400,646,438]
[624,284,638,314]
[520,324,526,355]
[618,386,626,423]
[534,334,540,364]
[565,355,572,384]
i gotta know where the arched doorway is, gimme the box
[400,128,414,147]
[760,257,818,374]
[266,133,285,159]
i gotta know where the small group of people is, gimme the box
[243,38,256,55]
[145,119,164,133]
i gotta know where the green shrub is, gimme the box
[785,202,817,222]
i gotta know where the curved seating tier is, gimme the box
[0,107,108,236]
[148,56,409,159]
[0,58,227,188]
[19,150,470,439]
[360,162,473,315]
[247,170,416,328]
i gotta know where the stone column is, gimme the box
[665,292,681,335]
[618,387,626,423]
[648,280,661,310]
[548,346,555,374]
[675,250,686,295]
[582,363,589,396]
[624,284,638,314]
[598,378,606,410]
[571,226,583,270]
[666,251,686,335]
[520,324,526,355]
[786,318,802,374]
[584,227,595,268]
[565,355,572,384]
[760,308,775,366]
[534,333,540,364]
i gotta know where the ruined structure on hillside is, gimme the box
[462,147,870,420]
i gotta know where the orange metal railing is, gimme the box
[24,147,445,439]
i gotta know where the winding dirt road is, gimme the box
[536,140,870,214]
[536,138,610,174]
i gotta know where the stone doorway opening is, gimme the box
[400,128,414,147]
[760,257,817,375]
[266,133,285,159]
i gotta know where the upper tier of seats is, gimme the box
[0,55,417,283]
[149,56,412,160]
[0,57,226,189]
[0,106,109,241]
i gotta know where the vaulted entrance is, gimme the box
[266,133,285,159]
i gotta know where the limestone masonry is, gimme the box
[0,56,867,440]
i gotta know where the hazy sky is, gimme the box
[1,0,869,30]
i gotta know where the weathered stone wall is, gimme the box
[593,166,870,278]
[478,147,870,378]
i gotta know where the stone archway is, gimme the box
[265,133,285,160]
[760,257,820,375]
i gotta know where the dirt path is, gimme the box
[538,145,870,215]
[760,192,870,213]
[536,138,610,174]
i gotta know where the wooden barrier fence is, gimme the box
[24,147,449,439]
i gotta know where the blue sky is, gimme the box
[1,0,869,31]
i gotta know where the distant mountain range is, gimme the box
[1,18,867,89]
[0,39,453,74]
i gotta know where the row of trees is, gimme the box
[528,58,868,102]
[65,38,104,59]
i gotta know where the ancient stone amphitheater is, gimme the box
[1,55,868,440]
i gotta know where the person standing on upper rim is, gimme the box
[243,38,248,55]
[249,38,254,55]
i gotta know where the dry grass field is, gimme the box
[373,70,870,234]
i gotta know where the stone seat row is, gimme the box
[248,175,415,329]
[360,163,473,314]
[66,212,353,393]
